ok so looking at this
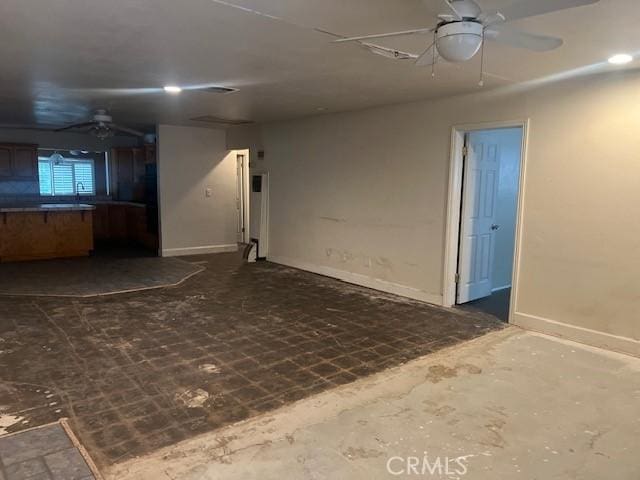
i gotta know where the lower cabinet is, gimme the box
[93,203,158,250]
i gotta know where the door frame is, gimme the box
[236,152,250,244]
[250,171,270,259]
[260,172,270,258]
[442,119,530,324]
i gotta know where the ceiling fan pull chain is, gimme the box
[431,31,437,78]
[478,29,486,87]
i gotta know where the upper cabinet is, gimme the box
[110,145,156,202]
[0,144,38,179]
[0,146,11,177]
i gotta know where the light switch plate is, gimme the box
[205,188,212,197]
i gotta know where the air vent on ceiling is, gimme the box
[201,86,239,94]
[190,115,253,126]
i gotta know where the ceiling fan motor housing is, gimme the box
[436,21,483,62]
[94,110,113,123]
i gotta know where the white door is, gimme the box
[249,173,269,258]
[457,132,501,304]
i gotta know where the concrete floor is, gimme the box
[109,328,640,480]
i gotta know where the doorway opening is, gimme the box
[443,121,528,323]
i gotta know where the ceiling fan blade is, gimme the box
[415,43,437,67]
[359,42,418,61]
[495,0,599,23]
[333,28,434,44]
[442,0,463,20]
[110,124,144,137]
[485,26,563,52]
[210,0,341,39]
[54,122,96,132]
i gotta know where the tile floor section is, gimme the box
[0,424,94,480]
[0,256,203,297]
[0,253,504,469]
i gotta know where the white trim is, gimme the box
[513,312,640,358]
[162,244,238,257]
[269,255,443,306]
[242,152,251,243]
[261,172,270,258]
[235,150,251,244]
[491,285,511,293]
[443,119,530,327]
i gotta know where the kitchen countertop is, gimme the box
[0,203,96,213]
[90,201,147,208]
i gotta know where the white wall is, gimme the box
[228,69,640,356]
[470,128,522,291]
[158,125,238,257]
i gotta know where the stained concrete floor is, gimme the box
[0,256,203,297]
[0,252,503,470]
[109,328,640,480]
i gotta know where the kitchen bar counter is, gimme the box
[0,207,94,262]
[0,203,96,213]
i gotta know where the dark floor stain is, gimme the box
[425,363,483,383]
[0,252,503,468]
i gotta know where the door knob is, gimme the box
[491,224,500,231]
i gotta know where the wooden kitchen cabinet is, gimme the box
[92,204,110,241]
[13,146,38,177]
[0,208,94,262]
[110,146,156,203]
[92,202,158,250]
[0,143,37,179]
[0,146,12,177]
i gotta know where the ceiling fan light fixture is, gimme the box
[49,152,65,164]
[608,53,633,65]
[436,21,483,63]
[163,85,183,94]
[89,125,115,140]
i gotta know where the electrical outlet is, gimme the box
[205,188,212,197]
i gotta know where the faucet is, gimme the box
[76,182,85,203]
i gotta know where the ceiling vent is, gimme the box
[190,115,253,126]
[201,86,239,94]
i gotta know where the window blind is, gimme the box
[38,157,96,196]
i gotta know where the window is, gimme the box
[38,157,95,196]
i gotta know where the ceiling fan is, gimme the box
[54,109,144,139]
[210,0,599,84]
[335,0,600,67]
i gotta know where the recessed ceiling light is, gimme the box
[608,54,633,65]
[163,85,182,94]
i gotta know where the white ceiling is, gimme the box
[0,0,638,131]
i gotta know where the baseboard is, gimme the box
[268,255,443,306]
[162,244,238,257]
[492,285,511,293]
[512,312,640,358]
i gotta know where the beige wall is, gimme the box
[228,70,640,354]
[158,125,238,256]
